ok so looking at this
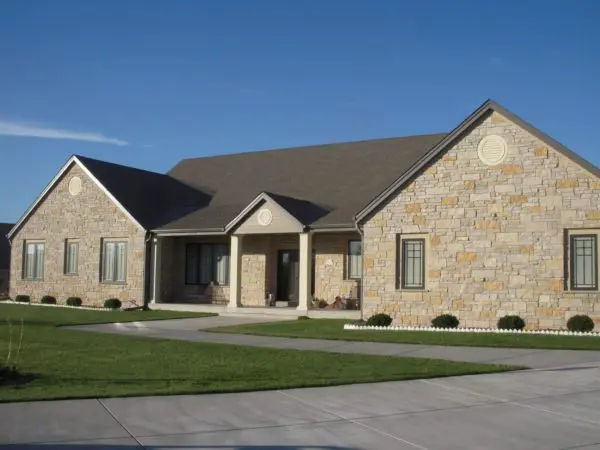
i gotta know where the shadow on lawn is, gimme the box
[1,445,358,449]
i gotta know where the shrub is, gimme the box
[297,315,310,321]
[497,315,526,331]
[66,297,83,307]
[40,295,57,305]
[104,298,122,309]
[366,313,393,327]
[567,315,595,333]
[431,314,460,329]
[14,295,30,303]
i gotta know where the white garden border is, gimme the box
[344,324,600,337]
[1,299,115,312]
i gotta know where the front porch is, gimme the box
[150,231,362,314]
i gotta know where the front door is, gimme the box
[277,250,299,302]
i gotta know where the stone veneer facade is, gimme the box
[362,112,600,329]
[9,164,147,307]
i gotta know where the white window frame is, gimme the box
[64,240,79,275]
[347,240,362,280]
[102,240,127,284]
[22,241,45,281]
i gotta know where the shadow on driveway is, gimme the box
[0,445,357,450]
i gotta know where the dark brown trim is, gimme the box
[355,99,600,224]
[400,238,426,290]
[569,234,598,291]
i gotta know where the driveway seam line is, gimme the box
[277,390,431,450]
[420,379,600,428]
[97,399,145,448]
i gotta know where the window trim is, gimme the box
[396,235,427,291]
[347,239,362,280]
[64,240,79,276]
[101,240,128,285]
[22,240,45,281]
[569,233,598,291]
[185,243,230,286]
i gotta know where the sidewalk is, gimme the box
[68,317,600,370]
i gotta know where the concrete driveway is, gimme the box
[2,361,600,449]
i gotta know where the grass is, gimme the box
[209,318,600,351]
[0,304,516,402]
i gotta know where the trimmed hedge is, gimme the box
[41,295,57,305]
[66,297,83,307]
[14,295,30,303]
[103,298,122,309]
[431,314,460,329]
[567,315,594,333]
[366,313,393,327]
[497,315,526,331]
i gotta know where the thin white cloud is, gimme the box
[0,120,128,146]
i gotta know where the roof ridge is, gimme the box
[75,154,171,177]
[174,132,448,165]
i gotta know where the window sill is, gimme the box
[22,278,43,282]
[101,281,127,286]
[397,288,428,293]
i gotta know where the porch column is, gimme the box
[151,237,162,303]
[297,231,312,312]
[228,235,243,310]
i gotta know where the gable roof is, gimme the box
[0,223,13,270]
[161,133,446,232]
[355,99,600,223]
[8,155,209,239]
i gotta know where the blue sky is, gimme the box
[1,0,599,223]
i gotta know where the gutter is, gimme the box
[142,231,154,309]
[354,221,365,322]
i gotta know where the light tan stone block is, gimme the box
[556,179,579,188]
[443,154,457,162]
[429,269,441,278]
[491,112,507,123]
[500,165,524,175]
[520,244,534,254]
[509,195,528,204]
[405,203,421,213]
[441,196,459,206]
[430,235,441,246]
[413,215,426,225]
[525,205,545,213]
[548,279,564,291]
[475,220,500,230]
[535,147,548,157]
[463,180,476,190]
[484,281,504,291]
[586,211,600,220]
[457,252,477,263]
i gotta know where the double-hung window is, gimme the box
[186,243,230,285]
[347,240,362,279]
[64,240,79,275]
[102,241,127,283]
[23,241,45,280]
[398,236,426,290]
[570,234,598,291]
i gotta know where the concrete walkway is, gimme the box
[2,362,600,449]
[68,316,600,369]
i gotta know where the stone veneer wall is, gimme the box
[362,112,600,329]
[9,164,147,307]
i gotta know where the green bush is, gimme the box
[66,297,83,307]
[567,315,594,333]
[497,315,525,331]
[104,298,122,309]
[40,295,57,305]
[297,315,310,321]
[14,295,30,303]
[366,313,393,327]
[431,314,460,329]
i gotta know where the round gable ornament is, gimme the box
[477,135,508,166]
[68,176,82,196]
[257,208,273,226]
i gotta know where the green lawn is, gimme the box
[209,318,600,350]
[0,304,516,402]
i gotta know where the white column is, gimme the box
[151,237,162,303]
[228,235,243,310]
[297,231,312,312]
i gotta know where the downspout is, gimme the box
[142,231,154,310]
[354,221,365,321]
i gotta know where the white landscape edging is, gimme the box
[0,299,114,312]
[344,323,600,337]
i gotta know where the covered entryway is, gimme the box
[276,249,299,303]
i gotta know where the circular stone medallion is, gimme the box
[68,176,82,196]
[257,208,273,226]
[477,135,508,166]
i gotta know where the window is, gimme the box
[347,240,362,279]
[64,241,79,275]
[102,241,127,283]
[570,234,597,290]
[23,242,44,280]
[399,238,426,290]
[186,243,230,285]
